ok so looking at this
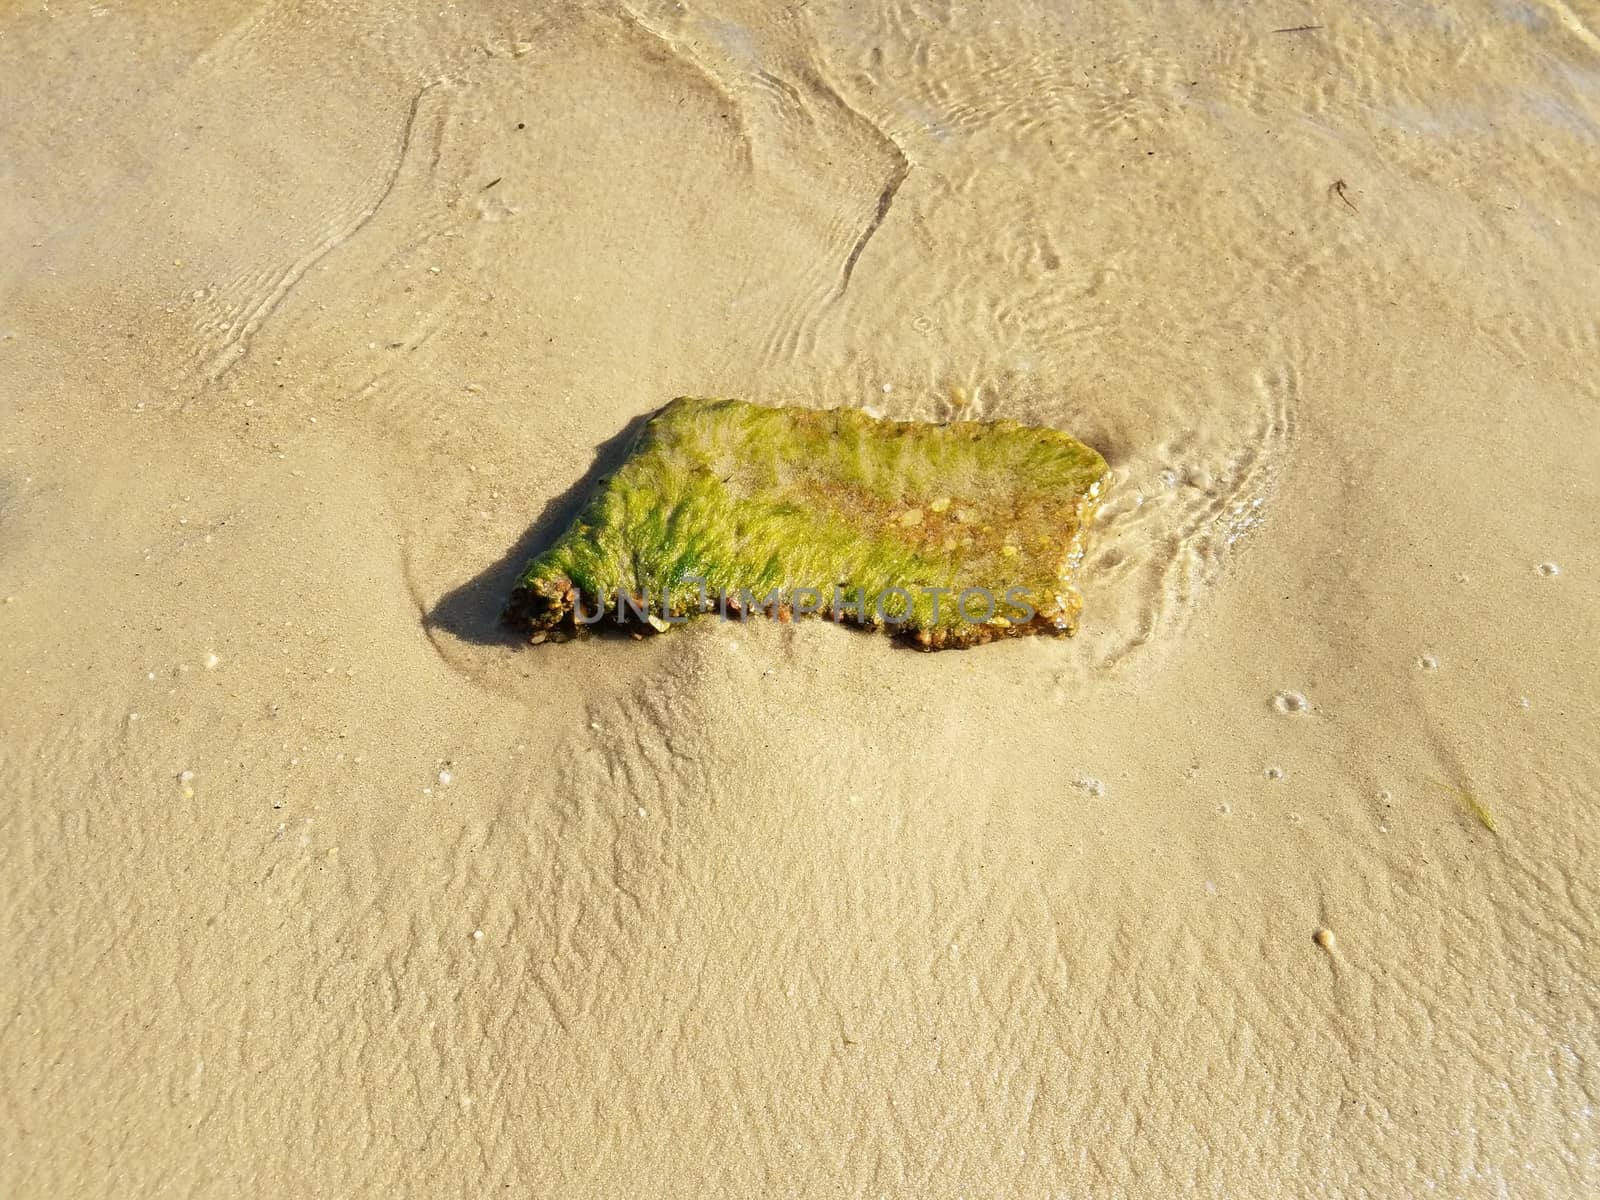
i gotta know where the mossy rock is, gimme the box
[506,397,1108,649]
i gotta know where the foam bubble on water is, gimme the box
[1272,690,1309,714]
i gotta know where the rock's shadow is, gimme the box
[426,410,655,646]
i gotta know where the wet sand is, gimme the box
[2,1,1597,1195]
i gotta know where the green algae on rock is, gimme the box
[505,397,1109,649]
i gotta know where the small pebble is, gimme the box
[438,770,453,786]
[1272,690,1309,715]
[1073,774,1106,798]
[1516,696,1530,709]
[1264,766,1283,780]
[1418,655,1438,671]
[1313,928,1335,951]
[472,929,484,941]
[203,652,220,670]
[1536,561,1560,577]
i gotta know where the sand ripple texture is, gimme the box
[2,1,1598,1197]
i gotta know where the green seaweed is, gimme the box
[505,396,1109,649]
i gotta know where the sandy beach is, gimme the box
[2,1,1597,1194]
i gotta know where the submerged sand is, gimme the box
[2,1,1597,1195]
